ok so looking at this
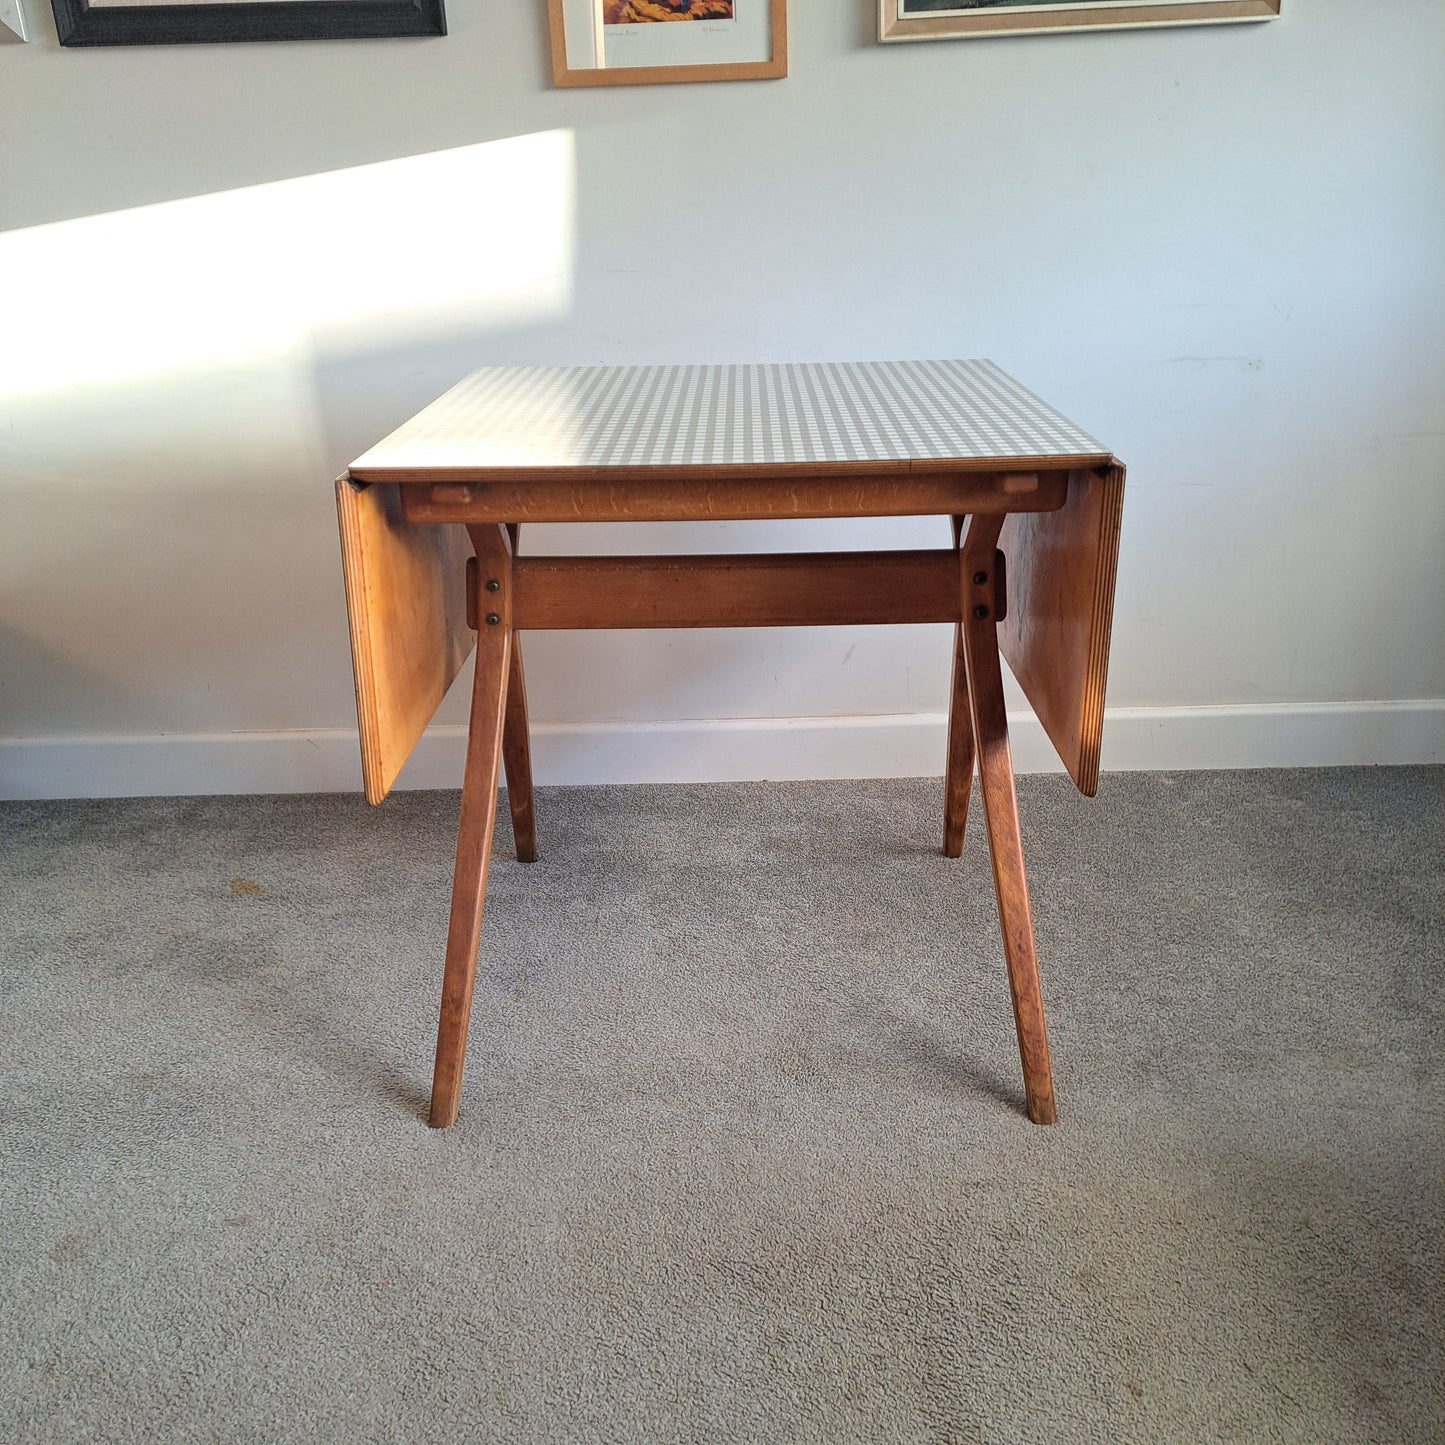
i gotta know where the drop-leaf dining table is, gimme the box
[336,361,1125,1129]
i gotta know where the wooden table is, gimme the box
[337,361,1125,1129]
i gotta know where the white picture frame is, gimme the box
[879,0,1280,44]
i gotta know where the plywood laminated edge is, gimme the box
[347,454,1112,485]
[335,476,385,805]
[1077,463,1127,796]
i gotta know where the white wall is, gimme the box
[2,1,1443,798]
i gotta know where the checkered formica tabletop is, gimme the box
[348,360,1110,479]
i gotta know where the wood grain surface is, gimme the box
[999,464,1126,798]
[961,514,1056,1126]
[942,514,974,859]
[501,523,538,864]
[397,470,1069,524]
[335,478,473,805]
[428,524,514,1130]
[509,551,962,630]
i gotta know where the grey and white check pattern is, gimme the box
[349,360,1108,474]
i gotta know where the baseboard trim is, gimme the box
[2,701,1441,800]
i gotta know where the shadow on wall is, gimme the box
[0,0,564,233]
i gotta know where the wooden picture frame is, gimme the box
[879,0,1279,43]
[547,0,785,87]
[51,0,445,47]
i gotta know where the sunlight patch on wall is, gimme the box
[0,130,576,400]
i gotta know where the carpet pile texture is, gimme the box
[2,769,1441,1443]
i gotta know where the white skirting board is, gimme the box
[1,701,1442,801]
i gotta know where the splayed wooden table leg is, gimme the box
[428,524,514,1130]
[961,513,1057,1126]
[943,514,976,858]
[501,526,538,865]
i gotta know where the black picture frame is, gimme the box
[51,0,446,47]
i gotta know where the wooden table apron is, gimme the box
[335,362,1126,1130]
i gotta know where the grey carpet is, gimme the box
[1,770,1441,1444]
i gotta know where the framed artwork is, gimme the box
[547,0,786,87]
[50,0,446,46]
[879,0,1279,43]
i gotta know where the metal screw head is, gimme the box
[973,605,989,619]
[485,579,501,593]
[973,571,989,586]
[485,612,501,626]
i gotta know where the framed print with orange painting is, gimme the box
[547,0,786,86]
